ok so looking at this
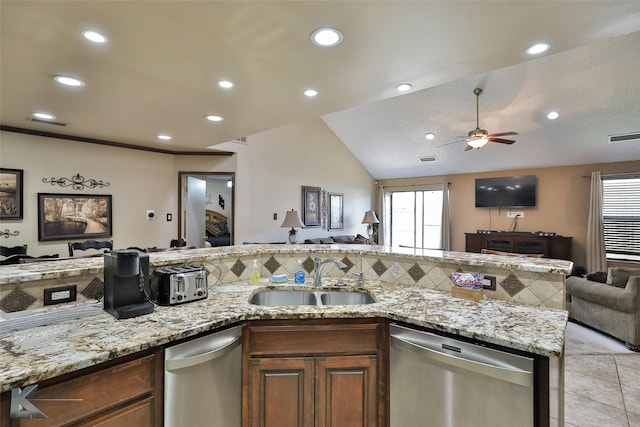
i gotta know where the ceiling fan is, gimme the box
[461,88,518,150]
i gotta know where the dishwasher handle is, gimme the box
[390,333,532,388]
[166,335,241,372]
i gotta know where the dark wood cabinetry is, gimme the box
[0,348,162,427]
[465,232,573,261]
[242,318,387,427]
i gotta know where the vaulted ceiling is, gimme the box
[2,1,640,179]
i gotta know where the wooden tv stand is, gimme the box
[465,232,573,261]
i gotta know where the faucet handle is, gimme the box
[352,271,364,286]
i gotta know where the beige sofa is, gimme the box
[566,267,640,351]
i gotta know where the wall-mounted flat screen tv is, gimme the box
[475,175,537,208]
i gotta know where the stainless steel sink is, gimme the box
[249,290,316,306]
[320,291,375,305]
[249,289,375,306]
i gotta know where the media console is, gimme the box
[465,231,573,261]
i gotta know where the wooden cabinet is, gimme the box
[242,318,388,427]
[0,348,162,427]
[465,232,573,261]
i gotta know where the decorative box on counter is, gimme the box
[450,272,484,302]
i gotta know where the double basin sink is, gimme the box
[249,288,375,307]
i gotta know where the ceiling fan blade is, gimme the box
[436,139,465,148]
[489,131,519,137]
[489,137,516,144]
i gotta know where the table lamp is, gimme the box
[281,209,304,244]
[361,210,379,237]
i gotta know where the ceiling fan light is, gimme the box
[468,137,488,149]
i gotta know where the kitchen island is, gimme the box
[0,244,572,392]
[0,245,571,426]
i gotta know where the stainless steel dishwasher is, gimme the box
[164,324,243,427]
[390,323,535,427]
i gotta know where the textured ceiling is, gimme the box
[1,1,640,179]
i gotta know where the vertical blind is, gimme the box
[602,175,640,257]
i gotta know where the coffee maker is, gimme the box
[104,249,154,319]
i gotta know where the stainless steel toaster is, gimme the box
[151,265,208,305]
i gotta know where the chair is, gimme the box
[68,240,113,257]
[170,239,186,248]
[0,244,27,257]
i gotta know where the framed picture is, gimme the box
[37,193,112,241]
[301,186,321,227]
[328,192,344,230]
[0,168,23,220]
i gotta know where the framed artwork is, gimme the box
[328,192,344,230]
[301,186,321,227]
[0,168,23,219]
[37,193,112,241]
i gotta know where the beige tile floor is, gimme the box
[562,323,640,427]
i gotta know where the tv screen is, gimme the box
[475,175,537,208]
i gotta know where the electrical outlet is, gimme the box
[44,285,77,305]
[507,211,524,218]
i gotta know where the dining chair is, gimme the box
[18,254,60,263]
[0,244,28,257]
[68,240,113,257]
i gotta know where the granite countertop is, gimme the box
[0,278,568,393]
[0,244,573,285]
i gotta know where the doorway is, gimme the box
[178,172,234,247]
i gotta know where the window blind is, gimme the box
[602,176,640,257]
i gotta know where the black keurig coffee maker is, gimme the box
[104,249,154,319]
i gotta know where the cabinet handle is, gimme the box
[390,334,532,388]
[166,335,241,371]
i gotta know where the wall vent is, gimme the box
[231,136,247,144]
[27,117,67,127]
[608,132,640,144]
[419,156,437,163]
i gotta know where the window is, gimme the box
[602,175,640,260]
[383,187,443,249]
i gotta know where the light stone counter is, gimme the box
[0,279,568,393]
[0,245,572,393]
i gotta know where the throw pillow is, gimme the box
[354,234,376,245]
[585,271,607,283]
[333,235,356,244]
[606,267,640,288]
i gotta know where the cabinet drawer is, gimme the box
[246,319,382,357]
[8,351,158,427]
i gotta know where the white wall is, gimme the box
[215,118,376,244]
[0,119,376,254]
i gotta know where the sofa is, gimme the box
[304,234,376,245]
[566,267,640,351]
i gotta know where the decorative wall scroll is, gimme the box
[37,193,112,241]
[0,168,23,219]
[42,173,110,190]
[1,229,20,238]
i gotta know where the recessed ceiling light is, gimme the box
[424,133,435,140]
[526,42,550,55]
[218,80,234,89]
[32,112,56,120]
[310,27,343,47]
[158,134,172,140]
[395,83,412,92]
[304,89,319,97]
[205,115,224,122]
[547,111,560,120]
[82,30,108,44]
[53,75,85,87]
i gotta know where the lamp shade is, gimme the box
[281,210,304,229]
[361,210,380,224]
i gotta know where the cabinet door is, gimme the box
[80,397,154,427]
[315,355,378,427]
[246,357,314,427]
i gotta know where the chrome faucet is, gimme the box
[313,256,347,286]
